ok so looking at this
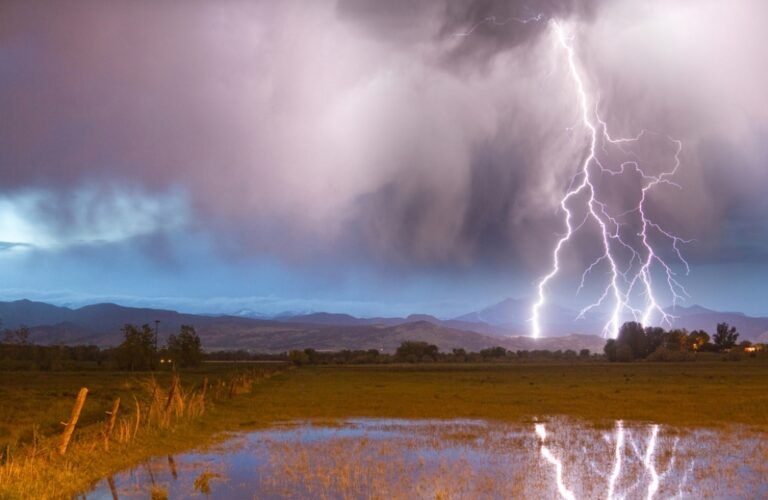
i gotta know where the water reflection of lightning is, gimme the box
[535,421,691,500]
[607,421,625,499]
[535,423,577,500]
[643,424,660,500]
[531,21,692,338]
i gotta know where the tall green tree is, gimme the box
[166,325,203,368]
[643,326,666,355]
[603,339,618,361]
[114,324,157,371]
[713,322,739,352]
[617,322,647,360]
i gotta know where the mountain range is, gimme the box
[1,298,765,353]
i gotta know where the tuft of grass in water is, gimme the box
[150,484,168,500]
[193,470,223,494]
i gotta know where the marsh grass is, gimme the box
[0,364,290,499]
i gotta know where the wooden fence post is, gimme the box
[133,395,141,439]
[59,387,88,455]
[104,397,121,450]
[199,377,208,413]
[201,377,208,400]
[165,375,179,411]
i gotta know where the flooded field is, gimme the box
[88,418,768,499]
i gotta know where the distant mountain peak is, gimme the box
[453,297,576,330]
[666,304,716,315]
[666,304,749,318]
[405,313,440,322]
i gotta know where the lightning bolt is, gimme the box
[531,21,692,338]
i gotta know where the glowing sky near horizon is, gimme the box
[1,0,767,318]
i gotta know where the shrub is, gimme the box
[646,346,694,362]
[289,350,310,366]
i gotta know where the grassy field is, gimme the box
[0,363,289,499]
[1,359,767,498]
[0,363,286,449]
[246,359,768,429]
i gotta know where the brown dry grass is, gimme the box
[0,364,290,499]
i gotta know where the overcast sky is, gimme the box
[1,0,767,318]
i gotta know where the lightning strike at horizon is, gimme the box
[530,20,692,339]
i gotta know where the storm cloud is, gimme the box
[1,0,767,315]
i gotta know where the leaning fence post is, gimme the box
[104,397,121,450]
[201,377,208,400]
[59,387,88,455]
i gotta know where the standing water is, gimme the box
[88,418,767,499]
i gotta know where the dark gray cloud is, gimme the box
[336,0,604,68]
[0,0,766,279]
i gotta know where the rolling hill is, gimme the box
[2,297,763,353]
[454,299,768,341]
[0,299,605,353]
[666,305,768,341]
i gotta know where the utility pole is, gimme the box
[154,319,160,351]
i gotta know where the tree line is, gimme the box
[603,321,755,362]
[113,323,203,370]
[3,319,762,370]
[283,342,597,365]
[0,323,203,371]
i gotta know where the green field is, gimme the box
[247,360,768,429]
[1,359,767,498]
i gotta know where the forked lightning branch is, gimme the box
[530,20,692,339]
